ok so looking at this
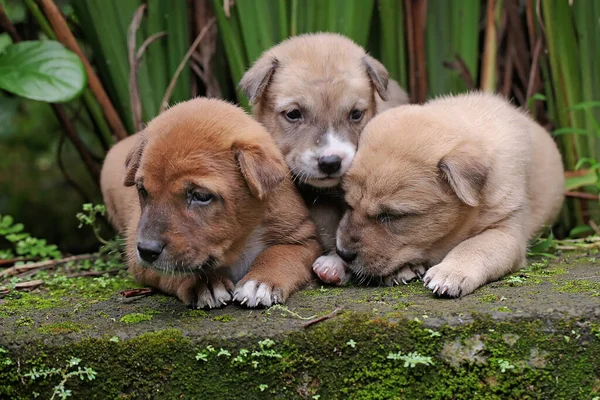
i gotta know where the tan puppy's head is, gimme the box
[124,98,287,274]
[240,33,390,188]
[336,106,489,278]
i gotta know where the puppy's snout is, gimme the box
[336,247,356,263]
[137,239,164,263]
[318,155,342,174]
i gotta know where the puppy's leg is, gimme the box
[129,264,233,309]
[423,221,527,297]
[233,242,319,307]
[312,252,351,286]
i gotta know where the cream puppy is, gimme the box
[240,32,409,286]
[336,92,565,297]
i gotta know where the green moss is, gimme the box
[120,313,153,324]
[301,286,345,297]
[556,280,600,294]
[494,306,512,313]
[36,322,90,335]
[1,315,600,399]
[15,317,34,327]
[478,294,500,303]
[212,314,235,323]
[182,309,208,319]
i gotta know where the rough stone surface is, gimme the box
[1,251,600,399]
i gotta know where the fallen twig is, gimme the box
[0,254,97,278]
[159,18,216,113]
[0,279,45,298]
[66,269,121,278]
[120,288,155,298]
[0,257,39,268]
[302,307,343,329]
[565,191,599,201]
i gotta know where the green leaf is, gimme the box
[565,171,598,191]
[0,41,87,103]
[552,128,592,136]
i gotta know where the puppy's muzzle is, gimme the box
[336,246,356,263]
[137,239,164,263]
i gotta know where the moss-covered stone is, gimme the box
[1,252,599,399]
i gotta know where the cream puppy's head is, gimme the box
[335,106,489,278]
[240,33,390,188]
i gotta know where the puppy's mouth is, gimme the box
[307,176,341,188]
[141,255,219,275]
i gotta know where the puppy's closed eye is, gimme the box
[374,211,417,224]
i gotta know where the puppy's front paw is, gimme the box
[176,275,233,309]
[383,264,427,286]
[423,263,480,297]
[312,254,350,286]
[233,280,285,308]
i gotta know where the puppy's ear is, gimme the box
[123,134,147,187]
[233,142,287,200]
[240,56,279,104]
[364,55,389,101]
[438,143,489,207]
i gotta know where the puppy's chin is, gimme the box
[306,177,341,188]
[137,254,218,275]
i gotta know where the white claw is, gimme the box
[402,278,408,285]
[433,285,439,294]
[220,299,227,306]
[241,297,248,305]
[393,279,399,286]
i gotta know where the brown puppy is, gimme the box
[100,98,321,308]
[336,92,565,297]
[240,32,409,286]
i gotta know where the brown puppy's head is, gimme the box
[240,33,389,188]
[123,98,287,274]
[335,107,489,278]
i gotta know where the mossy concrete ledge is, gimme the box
[1,253,600,399]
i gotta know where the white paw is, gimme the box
[383,264,427,286]
[233,280,284,308]
[195,279,232,309]
[423,263,480,297]
[312,254,350,286]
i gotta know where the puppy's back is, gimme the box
[100,134,139,233]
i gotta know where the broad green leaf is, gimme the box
[552,128,592,136]
[0,41,87,103]
[569,224,595,237]
[565,171,598,191]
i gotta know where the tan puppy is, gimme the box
[100,98,321,308]
[336,92,565,297]
[240,32,409,286]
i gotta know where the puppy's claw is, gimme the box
[432,285,439,295]
[424,276,431,286]
[441,286,448,295]
[240,297,248,305]
[393,279,399,286]
[402,278,408,285]
[220,299,227,306]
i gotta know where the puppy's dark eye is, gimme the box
[350,109,364,122]
[137,185,148,199]
[376,212,405,224]
[284,109,302,122]
[190,191,213,206]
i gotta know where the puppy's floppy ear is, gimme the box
[233,142,287,200]
[123,134,147,187]
[438,142,489,207]
[240,56,279,104]
[364,55,389,101]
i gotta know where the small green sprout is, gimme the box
[258,384,268,392]
[497,359,515,373]
[217,348,231,357]
[109,336,119,343]
[425,329,441,337]
[387,351,435,368]
[346,339,357,348]
[196,352,208,362]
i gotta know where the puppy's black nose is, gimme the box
[336,247,356,263]
[137,240,164,263]
[318,155,342,175]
